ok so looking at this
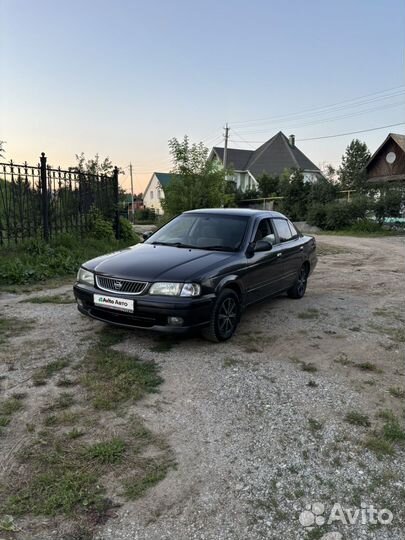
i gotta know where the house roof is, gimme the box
[211,147,253,170]
[391,133,405,153]
[154,172,172,187]
[212,131,320,177]
[366,133,405,169]
[143,172,172,198]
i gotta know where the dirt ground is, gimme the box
[0,235,404,540]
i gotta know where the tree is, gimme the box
[278,168,310,220]
[162,136,228,215]
[256,173,280,197]
[74,152,116,176]
[308,176,338,205]
[338,139,370,192]
[319,162,338,183]
[374,187,404,224]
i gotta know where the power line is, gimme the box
[231,85,405,128]
[237,100,405,135]
[229,122,405,145]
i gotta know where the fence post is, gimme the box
[40,152,49,241]
[113,166,120,239]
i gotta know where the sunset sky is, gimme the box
[1,0,404,193]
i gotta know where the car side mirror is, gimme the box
[254,240,273,252]
[142,231,153,241]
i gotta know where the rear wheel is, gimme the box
[287,264,308,299]
[202,289,240,342]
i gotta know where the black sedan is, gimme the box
[74,209,317,341]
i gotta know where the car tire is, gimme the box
[287,264,308,299]
[202,289,240,342]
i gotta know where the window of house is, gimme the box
[150,190,154,199]
[272,219,293,242]
[157,189,160,199]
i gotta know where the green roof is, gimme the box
[155,172,172,186]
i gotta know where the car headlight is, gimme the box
[77,267,95,286]
[149,282,201,297]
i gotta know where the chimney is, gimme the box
[289,134,295,147]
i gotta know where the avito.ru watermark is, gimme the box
[299,501,393,538]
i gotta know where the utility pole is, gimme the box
[129,162,135,223]
[223,123,230,170]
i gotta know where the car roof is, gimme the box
[183,208,287,219]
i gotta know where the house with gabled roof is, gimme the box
[366,133,405,184]
[143,172,172,214]
[209,131,323,191]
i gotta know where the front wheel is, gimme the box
[287,264,308,299]
[202,289,240,342]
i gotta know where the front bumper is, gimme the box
[73,283,215,334]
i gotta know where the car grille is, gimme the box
[95,275,148,295]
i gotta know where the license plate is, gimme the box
[93,294,134,313]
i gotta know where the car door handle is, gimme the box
[277,253,282,257]
[300,246,304,251]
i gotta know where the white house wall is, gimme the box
[143,174,165,214]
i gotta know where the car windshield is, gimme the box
[145,213,249,251]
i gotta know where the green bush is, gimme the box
[88,207,115,241]
[324,202,354,230]
[118,217,138,243]
[0,233,138,285]
[348,219,382,233]
[306,203,327,229]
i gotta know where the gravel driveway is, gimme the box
[0,235,404,540]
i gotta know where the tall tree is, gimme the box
[338,139,370,192]
[256,173,280,197]
[162,136,228,215]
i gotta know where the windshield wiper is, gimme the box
[202,245,236,252]
[150,241,196,248]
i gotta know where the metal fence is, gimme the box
[0,153,119,246]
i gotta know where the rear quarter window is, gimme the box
[273,219,293,242]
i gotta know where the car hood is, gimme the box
[83,243,235,282]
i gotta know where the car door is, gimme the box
[271,218,304,290]
[244,217,285,304]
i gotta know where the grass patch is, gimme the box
[47,392,75,411]
[20,294,75,304]
[365,414,405,458]
[123,458,172,500]
[389,386,405,399]
[297,308,320,320]
[307,380,318,388]
[44,411,80,427]
[0,233,138,286]
[308,418,323,434]
[301,362,318,373]
[86,438,126,464]
[32,357,71,386]
[364,436,394,457]
[334,352,354,366]
[0,316,34,345]
[82,342,162,411]
[0,397,24,416]
[356,362,382,372]
[345,411,371,427]
[223,357,241,368]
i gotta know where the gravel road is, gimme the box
[0,235,404,540]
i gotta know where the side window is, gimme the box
[273,219,293,242]
[287,220,299,239]
[254,218,276,244]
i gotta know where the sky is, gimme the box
[1,0,405,193]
